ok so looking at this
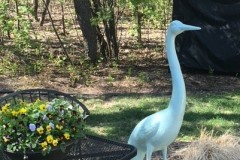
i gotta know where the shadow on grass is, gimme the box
[0,77,14,97]
[86,100,167,141]
[85,96,240,142]
[181,112,240,138]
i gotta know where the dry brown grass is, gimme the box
[173,130,240,160]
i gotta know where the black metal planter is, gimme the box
[4,140,75,160]
[0,89,137,160]
[0,89,90,118]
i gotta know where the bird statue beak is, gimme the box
[180,24,201,31]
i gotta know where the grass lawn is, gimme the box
[81,91,240,142]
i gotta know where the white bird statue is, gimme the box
[128,20,201,160]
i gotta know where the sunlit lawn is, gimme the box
[81,91,240,142]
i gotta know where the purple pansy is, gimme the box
[47,104,53,111]
[43,114,48,121]
[29,124,36,132]
[49,122,55,129]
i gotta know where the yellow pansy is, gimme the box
[20,101,27,107]
[46,135,53,144]
[56,124,63,130]
[37,126,44,134]
[40,141,48,148]
[46,125,52,132]
[52,139,58,146]
[64,133,70,140]
[39,104,46,111]
[11,110,18,117]
[19,108,27,115]
[35,98,40,103]
[3,137,9,143]
[1,104,9,113]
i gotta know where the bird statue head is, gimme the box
[169,20,201,36]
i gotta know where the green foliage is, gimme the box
[91,8,113,26]
[126,0,171,24]
[58,0,65,4]
[67,65,81,86]
[128,23,138,37]
[0,45,44,76]
[121,0,171,41]
[0,1,11,31]
[0,1,33,52]
[0,0,44,76]
[138,72,149,82]
[0,0,172,84]
[143,0,171,27]
[66,55,97,86]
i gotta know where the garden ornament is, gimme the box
[128,20,201,160]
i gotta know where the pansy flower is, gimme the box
[29,124,36,132]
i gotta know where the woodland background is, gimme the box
[0,0,240,95]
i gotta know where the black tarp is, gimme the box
[173,0,240,73]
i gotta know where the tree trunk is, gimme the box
[33,0,39,21]
[108,7,119,60]
[73,0,99,63]
[135,5,143,43]
[40,0,50,26]
[15,0,20,30]
[73,0,119,62]
[61,2,66,36]
[94,0,119,61]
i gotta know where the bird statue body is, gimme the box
[128,20,201,160]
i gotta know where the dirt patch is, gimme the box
[1,63,240,97]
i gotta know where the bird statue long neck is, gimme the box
[165,29,186,120]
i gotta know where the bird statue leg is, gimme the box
[132,150,145,160]
[162,147,167,160]
[146,144,154,160]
